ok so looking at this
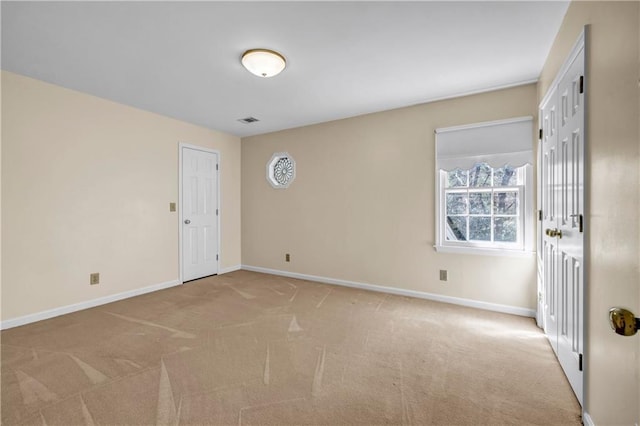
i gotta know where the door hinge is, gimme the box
[579,76,584,94]
[216,254,219,261]
[216,163,219,171]
[578,353,583,371]
[570,213,584,232]
[539,128,543,140]
[216,209,219,216]
[538,210,543,221]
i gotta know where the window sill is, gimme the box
[434,245,535,258]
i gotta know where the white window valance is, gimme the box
[435,117,534,171]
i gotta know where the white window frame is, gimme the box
[435,164,534,256]
[434,117,535,257]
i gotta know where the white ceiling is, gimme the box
[1,1,569,137]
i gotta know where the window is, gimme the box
[266,152,296,189]
[443,163,526,248]
[435,117,534,256]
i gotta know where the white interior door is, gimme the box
[539,38,585,405]
[536,140,544,328]
[181,146,219,282]
[555,46,585,405]
[541,89,559,355]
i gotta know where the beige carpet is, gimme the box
[1,270,581,425]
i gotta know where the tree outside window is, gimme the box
[444,163,523,246]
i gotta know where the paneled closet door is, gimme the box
[539,37,585,406]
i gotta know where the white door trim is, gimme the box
[540,28,586,108]
[178,143,221,284]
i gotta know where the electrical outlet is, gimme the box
[169,202,176,212]
[90,273,100,285]
[439,270,448,281]
[285,253,290,262]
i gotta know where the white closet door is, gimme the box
[539,38,585,406]
[182,146,219,282]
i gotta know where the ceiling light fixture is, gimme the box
[241,49,286,78]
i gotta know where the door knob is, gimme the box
[184,219,191,224]
[545,228,563,238]
[609,307,640,336]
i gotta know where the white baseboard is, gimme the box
[0,279,181,330]
[220,264,242,274]
[583,411,595,426]
[2,265,535,330]
[241,265,536,318]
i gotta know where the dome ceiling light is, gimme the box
[241,49,286,78]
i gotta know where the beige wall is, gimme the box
[242,84,537,311]
[538,2,640,424]
[1,71,241,322]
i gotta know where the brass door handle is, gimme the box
[545,228,563,238]
[609,308,640,336]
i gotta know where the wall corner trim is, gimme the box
[582,411,595,426]
[220,264,242,274]
[0,279,182,330]
[241,265,536,318]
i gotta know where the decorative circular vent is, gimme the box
[267,152,296,189]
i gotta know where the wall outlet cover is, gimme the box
[90,273,100,285]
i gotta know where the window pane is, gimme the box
[495,217,518,242]
[469,192,491,214]
[447,169,467,188]
[493,165,518,186]
[439,161,528,251]
[469,217,491,241]
[493,191,518,214]
[446,193,467,214]
[469,163,492,187]
[446,216,467,241]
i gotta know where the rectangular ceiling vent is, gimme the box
[238,116,260,124]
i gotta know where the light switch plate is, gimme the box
[169,202,176,212]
